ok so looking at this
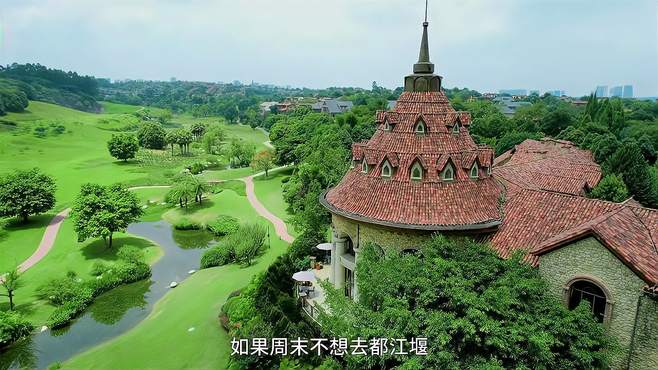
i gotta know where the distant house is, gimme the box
[311,99,353,115]
[259,101,278,115]
[493,96,531,117]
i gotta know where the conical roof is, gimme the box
[321,20,503,231]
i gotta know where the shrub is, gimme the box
[0,311,34,348]
[37,277,93,306]
[47,300,90,329]
[200,245,235,268]
[232,223,267,266]
[90,261,109,276]
[280,176,291,184]
[173,218,203,230]
[207,215,240,236]
[117,245,145,264]
[187,162,206,175]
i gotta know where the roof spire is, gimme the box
[414,0,434,74]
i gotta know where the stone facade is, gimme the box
[331,214,432,252]
[537,236,657,368]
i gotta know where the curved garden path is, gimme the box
[7,170,294,277]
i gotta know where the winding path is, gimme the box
[7,171,294,277]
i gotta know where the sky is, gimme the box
[0,0,657,97]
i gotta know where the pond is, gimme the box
[0,221,216,370]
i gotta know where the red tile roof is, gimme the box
[323,91,502,229]
[490,189,658,285]
[493,139,601,197]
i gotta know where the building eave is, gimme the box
[320,189,502,232]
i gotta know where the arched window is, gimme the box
[381,160,392,178]
[442,163,455,181]
[361,161,368,173]
[414,120,426,134]
[410,162,423,180]
[567,280,608,323]
[470,163,479,178]
[452,123,460,134]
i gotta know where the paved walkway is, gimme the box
[6,169,294,277]
[241,172,294,243]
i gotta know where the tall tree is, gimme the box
[251,149,275,177]
[605,142,658,208]
[136,122,167,149]
[71,184,143,248]
[0,168,56,223]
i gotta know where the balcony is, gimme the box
[297,264,330,324]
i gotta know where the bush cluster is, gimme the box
[206,215,240,236]
[173,218,203,231]
[0,311,34,348]
[37,246,151,329]
[200,223,267,268]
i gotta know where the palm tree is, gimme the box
[1,267,22,310]
[186,176,209,204]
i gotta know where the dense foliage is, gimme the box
[0,168,56,223]
[200,223,267,268]
[320,236,616,369]
[0,63,100,112]
[36,245,151,328]
[136,122,167,150]
[166,174,209,208]
[107,133,139,161]
[70,183,143,248]
[0,311,33,348]
[206,215,240,236]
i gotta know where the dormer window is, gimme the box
[470,163,479,179]
[361,161,368,173]
[442,163,455,181]
[452,123,460,134]
[410,162,423,181]
[414,120,426,134]
[381,160,392,178]
[487,166,492,175]
[383,120,391,131]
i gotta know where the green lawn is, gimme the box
[63,183,290,370]
[253,167,297,236]
[0,215,53,273]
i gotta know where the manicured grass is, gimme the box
[99,101,152,115]
[163,183,253,226]
[0,215,53,273]
[253,167,297,236]
[202,166,255,181]
[1,219,162,324]
[63,183,290,370]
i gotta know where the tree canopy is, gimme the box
[0,168,56,223]
[107,133,139,161]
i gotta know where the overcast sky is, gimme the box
[1,0,657,96]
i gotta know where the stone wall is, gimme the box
[537,237,649,367]
[331,214,432,251]
[629,294,658,369]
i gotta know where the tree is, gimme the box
[107,133,139,161]
[202,125,226,155]
[251,149,275,177]
[228,138,256,167]
[589,174,629,202]
[605,142,658,208]
[136,122,166,149]
[155,109,173,125]
[0,168,56,223]
[191,122,207,140]
[165,174,207,207]
[321,236,615,369]
[70,183,143,248]
[232,223,267,266]
[165,130,178,155]
[174,128,193,155]
[541,107,574,136]
[1,267,22,310]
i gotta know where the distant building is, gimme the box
[259,101,278,115]
[311,99,354,115]
[623,85,634,98]
[493,96,531,117]
[499,89,527,96]
[549,90,565,97]
[595,85,608,98]
[610,86,623,98]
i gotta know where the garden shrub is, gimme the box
[37,277,93,306]
[207,215,240,236]
[117,245,145,264]
[0,311,34,348]
[280,176,290,184]
[200,245,235,268]
[47,299,90,329]
[173,218,202,230]
[90,261,109,276]
[187,161,207,175]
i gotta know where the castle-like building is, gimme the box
[319,19,657,369]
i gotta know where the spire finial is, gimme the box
[414,0,434,74]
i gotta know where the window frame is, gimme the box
[470,163,479,179]
[383,120,391,131]
[381,160,392,178]
[442,163,455,181]
[361,160,368,173]
[452,122,460,134]
[410,162,424,181]
[414,119,427,134]
[562,276,613,325]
